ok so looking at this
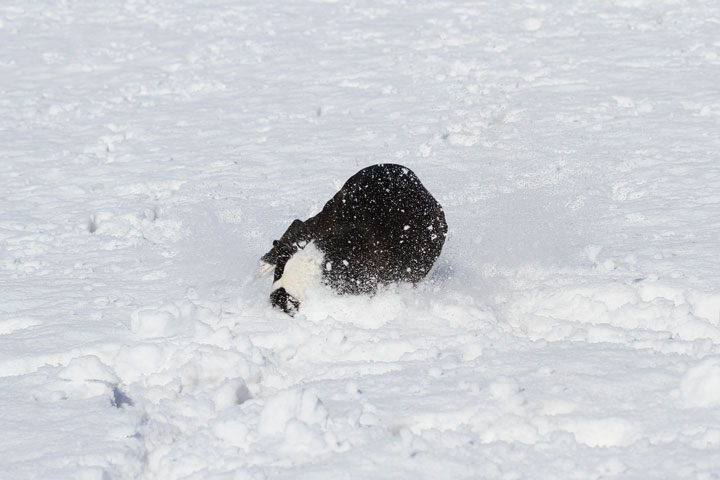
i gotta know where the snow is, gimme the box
[2,0,720,478]
[681,357,720,408]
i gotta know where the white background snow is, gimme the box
[2,0,720,478]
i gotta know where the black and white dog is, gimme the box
[260,164,447,315]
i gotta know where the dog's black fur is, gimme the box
[261,164,447,315]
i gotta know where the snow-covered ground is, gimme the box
[2,0,720,478]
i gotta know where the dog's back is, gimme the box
[310,164,447,292]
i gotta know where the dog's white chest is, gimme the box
[271,242,324,301]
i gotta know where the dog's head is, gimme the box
[260,239,295,273]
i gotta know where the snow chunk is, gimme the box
[680,357,720,408]
[58,355,119,384]
[258,388,328,435]
[522,18,543,31]
[130,302,192,338]
[613,96,635,108]
[212,419,249,448]
[0,317,40,335]
[488,376,521,401]
[687,291,720,325]
[113,344,166,382]
[283,419,327,453]
[212,378,252,411]
[691,429,720,449]
[131,307,177,338]
[562,417,640,447]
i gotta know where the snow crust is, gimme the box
[2,0,720,478]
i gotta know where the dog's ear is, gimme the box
[260,240,284,265]
[261,219,311,265]
[260,239,295,266]
[260,246,278,266]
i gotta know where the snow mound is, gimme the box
[681,357,720,408]
[258,388,328,435]
[58,355,119,384]
[560,417,640,448]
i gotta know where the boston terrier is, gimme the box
[260,164,447,315]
